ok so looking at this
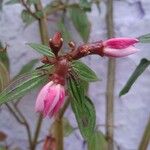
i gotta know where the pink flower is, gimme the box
[102,38,139,57]
[35,81,65,117]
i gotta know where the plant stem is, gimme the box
[53,98,70,150]
[138,118,150,150]
[35,1,49,45]
[106,0,115,150]
[31,114,43,150]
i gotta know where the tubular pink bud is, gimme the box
[35,81,65,117]
[102,38,139,57]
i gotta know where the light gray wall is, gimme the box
[0,0,150,150]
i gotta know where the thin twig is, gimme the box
[105,0,115,150]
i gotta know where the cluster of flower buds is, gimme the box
[35,32,139,118]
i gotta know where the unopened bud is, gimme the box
[49,32,63,56]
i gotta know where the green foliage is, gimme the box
[72,61,99,82]
[87,130,108,150]
[27,0,39,5]
[68,77,96,140]
[69,7,91,42]
[21,10,35,25]
[62,117,74,137]
[119,58,150,96]
[0,43,9,70]
[28,43,54,57]
[79,0,91,11]
[0,67,51,104]
[0,61,9,92]
[57,21,71,42]
[138,33,150,43]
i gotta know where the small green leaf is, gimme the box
[0,42,9,70]
[69,7,91,42]
[87,130,108,150]
[21,10,35,25]
[57,21,71,42]
[138,33,150,43]
[63,117,74,137]
[0,61,9,92]
[79,0,91,11]
[27,0,39,5]
[28,43,54,57]
[119,58,150,96]
[71,95,96,140]
[0,70,48,104]
[5,0,20,5]
[15,59,38,77]
[72,61,99,82]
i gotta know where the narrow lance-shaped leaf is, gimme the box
[69,7,91,42]
[79,0,91,11]
[138,33,150,43]
[119,58,150,96]
[28,43,54,57]
[0,65,53,104]
[0,61,9,92]
[87,130,108,150]
[68,77,96,140]
[72,61,99,82]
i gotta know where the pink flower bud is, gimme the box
[102,38,139,57]
[35,81,65,117]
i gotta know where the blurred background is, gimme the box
[0,0,150,150]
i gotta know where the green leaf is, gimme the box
[28,43,54,57]
[27,0,39,5]
[0,0,3,11]
[79,0,91,11]
[68,76,85,103]
[0,61,9,92]
[57,21,71,42]
[15,59,38,77]
[119,58,150,96]
[138,33,150,43]
[72,61,99,82]
[0,70,49,104]
[69,7,91,42]
[0,42,9,70]
[71,96,96,140]
[87,130,108,150]
[21,10,35,25]
[5,0,20,5]
[63,117,74,137]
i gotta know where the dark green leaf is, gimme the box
[138,33,150,43]
[0,69,49,104]
[27,0,39,5]
[57,21,71,42]
[28,43,54,57]
[68,76,85,103]
[5,0,20,5]
[71,95,96,140]
[79,0,91,11]
[72,61,99,82]
[87,130,108,150]
[63,117,74,137]
[21,10,35,25]
[15,59,38,77]
[0,61,9,92]
[119,58,150,96]
[69,7,91,42]
[0,0,3,11]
